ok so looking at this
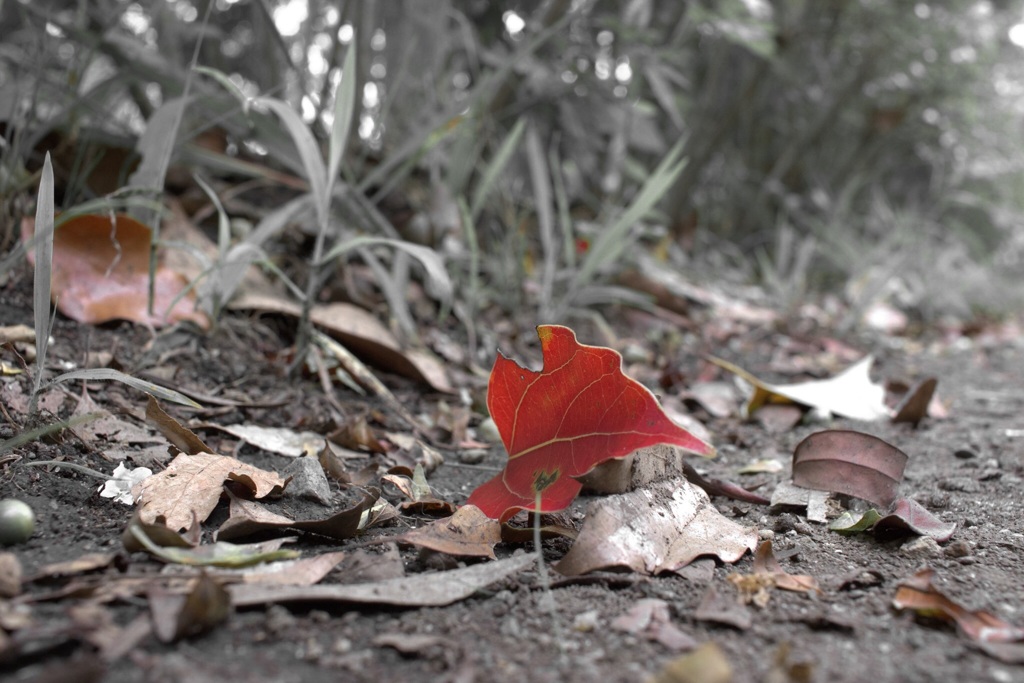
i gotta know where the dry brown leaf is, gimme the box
[145,396,212,454]
[554,478,757,576]
[792,430,907,508]
[216,488,377,541]
[229,553,535,608]
[221,551,346,586]
[611,598,696,651]
[31,552,116,581]
[229,291,452,393]
[651,641,733,683]
[22,214,209,329]
[149,573,230,643]
[0,553,22,598]
[400,505,502,559]
[133,453,287,531]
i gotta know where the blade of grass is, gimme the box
[525,123,557,317]
[47,369,202,409]
[255,97,328,227]
[326,45,357,199]
[471,118,526,221]
[319,235,452,306]
[570,140,687,296]
[30,152,54,414]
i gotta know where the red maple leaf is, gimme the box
[467,325,715,521]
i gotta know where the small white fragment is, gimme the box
[98,462,153,505]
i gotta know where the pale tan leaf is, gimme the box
[554,479,757,576]
[133,453,287,531]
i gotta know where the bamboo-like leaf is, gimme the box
[525,123,557,316]
[255,97,328,227]
[320,236,453,305]
[47,369,201,409]
[326,45,357,199]
[470,118,526,220]
[32,153,54,405]
[572,141,687,291]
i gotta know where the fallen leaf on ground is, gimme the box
[468,325,714,522]
[893,568,1024,663]
[738,458,783,475]
[133,453,287,531]
[373,633,450,656]
[651,641,733,683]
[229,553,535,608]
[695,584,752,630]
[728,541,820,607]
[0,553,22,597]
[751,540,820,596]
[611,598,696,651]
[149,573,230,642]
[682,462,770,505]
[399,505,502,559]
[770,481,830,524]
[554,478,756,576]
[382,463,457,516]
[833,497,955,542]
[31,552,116,581]
[145,396,212,454]
[22,213,209,328]
[891,377,938,426]
[230,291,452,392]
[792,430,907,507]
[128,523,299,567]
[121,512,200,552]
[216,488,378,541]
[710,355,890,421]
[204,423,325,457]
[217,551,346,586]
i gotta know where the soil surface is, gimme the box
[2,264,1024,683]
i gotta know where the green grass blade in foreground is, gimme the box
[326,45,357,199]
[47,369,202,409]
[572,141,687,293]
[31,153,55,406]
[320,236,453,306]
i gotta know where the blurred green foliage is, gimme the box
[2,0,1024,326]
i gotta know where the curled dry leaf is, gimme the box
[382,464,457,516]
[751,540,821,596]
[710,355,890,422]
[145,396,212,454]
[468,325,714,522]
[128,524,299,568]
[133,453,287,531]
[792,430,908,508]
[216,488,378,541]
[554,478,756,576]
[894,568,1024,663]
[149,573,230,643]
[891,377,939,426]
[399,505,502,559]
[22,213,209,329]
[832,497,955,542]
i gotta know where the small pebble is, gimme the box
[573,610,600,632]
[900,536,941,558]
[458,449,487,464]
[944,540,972,558]
[758,529,775,541]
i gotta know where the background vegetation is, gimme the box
[3,0,1024,344]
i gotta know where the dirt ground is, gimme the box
[2,263,1024,683]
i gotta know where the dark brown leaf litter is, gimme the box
[2,275,1024,683]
